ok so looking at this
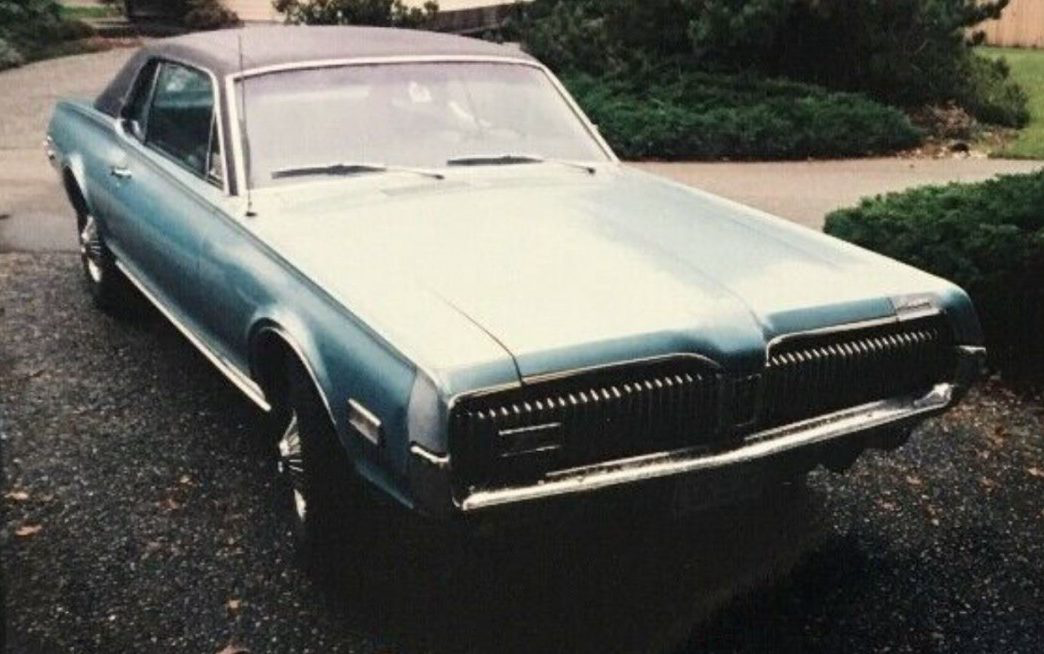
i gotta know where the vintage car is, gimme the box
[48,27,985,549]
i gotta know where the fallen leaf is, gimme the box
[979,476,997,490]
[227,598,241,613]
[179,475,192,485]
[1027,467,1043,479]
[5,490,29,502]
[15,524,42,538]
[215,644,249,654]
[905,475,922,486]
[163,497,182,511]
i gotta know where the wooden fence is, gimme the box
[979,0,1044,49]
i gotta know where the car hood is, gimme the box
[247,165,972,383]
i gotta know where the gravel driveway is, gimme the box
[3,254,1043,653]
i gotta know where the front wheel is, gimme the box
[275,358,359,562]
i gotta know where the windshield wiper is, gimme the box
[271,162,445,181]
[446,154,596,175]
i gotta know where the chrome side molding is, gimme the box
[114,259,272,412]
[347,398,382,446]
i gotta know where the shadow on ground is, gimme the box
[305,483,823,653]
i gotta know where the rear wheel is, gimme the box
[76,210,134,314]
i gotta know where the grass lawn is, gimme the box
[58,4,121,21]
[979,46,1044,159]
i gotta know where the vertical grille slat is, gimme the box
[761,316,955,430]
[450,358,723,489]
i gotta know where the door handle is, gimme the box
[110,165,132,179]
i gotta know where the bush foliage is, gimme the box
[824,172,1044,381]
[183,0,241,30]
[274,0,437,27]
[506,0,1028,128]
[566,70,922,159]
[0,0,97,69]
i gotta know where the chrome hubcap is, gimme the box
[78,214,104,283]
[277,412,307,523]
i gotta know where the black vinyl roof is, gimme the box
[96,25,532,116]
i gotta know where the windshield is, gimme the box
[238,62,611,188]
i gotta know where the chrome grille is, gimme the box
[449,316,956,491]
[761,316,955,429]
[450,358,722,488]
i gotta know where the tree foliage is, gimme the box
[506,0,1027,127]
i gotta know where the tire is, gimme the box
[76,209,134,314]
[275,357,358,562]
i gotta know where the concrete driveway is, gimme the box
[0,47,1040,252]
[633,157,1043,229]
[0,48,136,251]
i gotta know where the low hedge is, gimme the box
[563,70,923,160]
[0,0,97,70]
[824,171,1044,381]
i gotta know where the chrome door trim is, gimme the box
[114,259,271,411]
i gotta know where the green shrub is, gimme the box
[0,35,23,70]
[0,0,98,67]
[957,54,1029,128]
[274,0,438,27]
[183,0,240,30]
[0,0,62,41]
[504,0,790,76]
[507,0,1026,128]
[824,171,1044,381]
[769,1,1015,119]
[564,70,922,160]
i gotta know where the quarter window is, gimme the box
[146,62,220,186]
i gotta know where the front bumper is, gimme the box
[408,345,986,517]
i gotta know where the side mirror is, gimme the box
[123,118,145,142]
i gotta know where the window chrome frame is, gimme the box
[223,54,619,197]
[114,55,232,197]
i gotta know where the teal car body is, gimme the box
[48,27,984,519]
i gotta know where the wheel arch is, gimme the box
[61,165,90,218]
[249,320,337,430]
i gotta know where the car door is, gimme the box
[104,59,229,317]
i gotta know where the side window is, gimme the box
[146,62,219,185]
[123,61,158,140]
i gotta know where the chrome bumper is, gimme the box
[409,345,986,516]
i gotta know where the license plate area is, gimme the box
[671,468,765,516]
